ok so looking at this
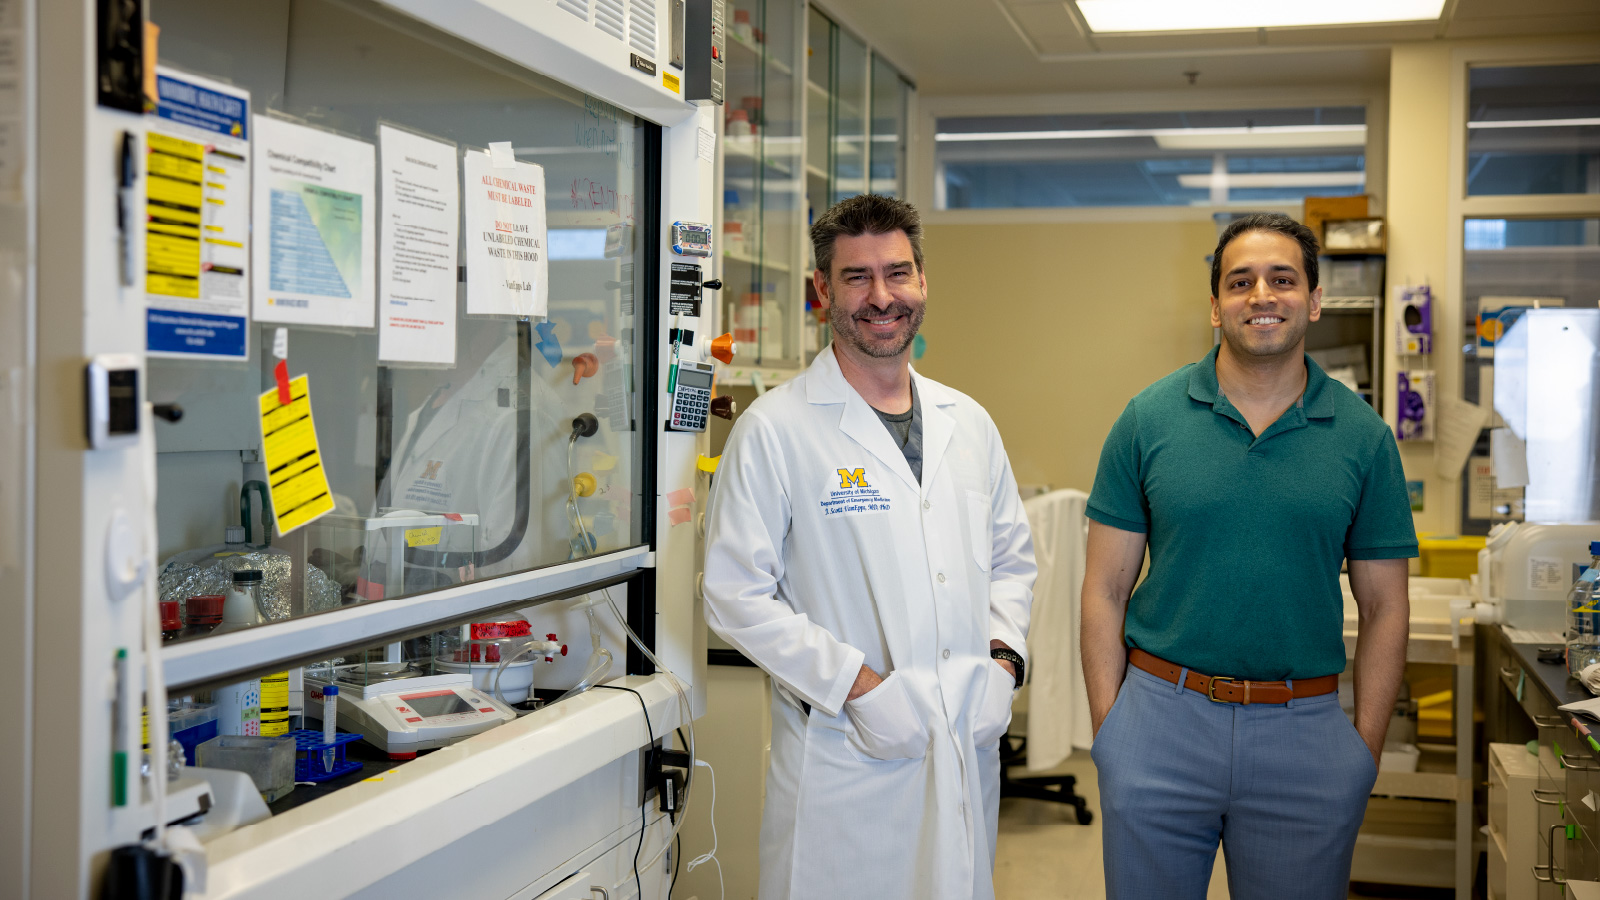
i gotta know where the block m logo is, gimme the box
[837,468,868,489]
[421,460,444,480]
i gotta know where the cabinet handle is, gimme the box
[1533,824,1569,883]
[1533,714,1568,727]
[1503,665,1521,679]
[589,888,609,900]
[1533,788,1565,805]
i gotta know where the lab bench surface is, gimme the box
[1503,635,1592,712]
[267,740,410,816]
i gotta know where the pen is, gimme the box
[111,648,128,806]
[117,132,137,287]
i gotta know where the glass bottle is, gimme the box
[1564,542,1600,677]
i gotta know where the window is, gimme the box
[934,107,1366,209]
[1467,64,1600,196]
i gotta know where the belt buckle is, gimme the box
[1206,675,1235,703]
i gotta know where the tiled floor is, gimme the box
[992,751,1439,900]
[992,750,1231,900]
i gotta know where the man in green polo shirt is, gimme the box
[1081,212,1415,900]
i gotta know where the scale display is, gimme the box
[305,671,516,759]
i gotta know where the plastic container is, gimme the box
[212,569,264,634]
[1417,533,1487,579]
[168,701,218,765]
[159,600,182,642]
[214,678,263,736]
[196,734,297,802]
[1565,541,1600,676]
[178,594,224,638]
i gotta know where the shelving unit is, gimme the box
[714,1,913,386]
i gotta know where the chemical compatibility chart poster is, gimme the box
[251,115,376,329]
[145,68,251,359]
[464,148,548,318]
[377,125,459,366]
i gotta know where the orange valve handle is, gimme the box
[571,352,599,384]
[709,333,736,365]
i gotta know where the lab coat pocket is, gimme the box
[844,671,929,761]
[972,659,1016,748]
[966,490,992,572]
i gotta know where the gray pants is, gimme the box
[1091,664,1377,900]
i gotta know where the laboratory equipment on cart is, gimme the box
[304,662,515,759]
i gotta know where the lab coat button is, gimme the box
[923,499,931,510]
[942,649,951,659]
[937,572,946,584]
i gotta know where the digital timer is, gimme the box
[671,221,713,257]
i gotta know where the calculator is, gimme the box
[669,360,714,431]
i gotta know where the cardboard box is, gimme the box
[1303,195,1370,244]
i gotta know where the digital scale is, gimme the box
[668,360,713,431]
[305,663,516,759]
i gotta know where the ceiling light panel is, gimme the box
[1075,0,1448,33]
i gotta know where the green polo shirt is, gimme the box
[1087,346,1417,681]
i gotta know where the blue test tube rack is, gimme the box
[289,729,363,782]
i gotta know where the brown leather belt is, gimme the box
[1129,648,1337,705]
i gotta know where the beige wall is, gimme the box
[915,220,1220,495]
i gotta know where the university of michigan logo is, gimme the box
[837,467,868,489]
[421,460,444,480]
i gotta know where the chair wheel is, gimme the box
[1075,808,1094,826]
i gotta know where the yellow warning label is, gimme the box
[258,375,336,535]
[405,526,442,547]
[663,71,681,93]
[260,671,290,737]
[145,132,205,300]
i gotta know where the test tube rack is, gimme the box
[289,730,363,782]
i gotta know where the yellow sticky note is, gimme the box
[696,454,720,474]
[591,451,618,472]
[258,375,336,536]
[663,71,681,94]
[405,526,442,547]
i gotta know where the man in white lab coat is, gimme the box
[703,194,1036,899]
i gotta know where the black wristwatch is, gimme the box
[991,647,1025,689]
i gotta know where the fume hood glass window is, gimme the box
[933,106,1366,209]
[150,0,649,633]
[1467,64,1600,197]
[1458,217,1599,531]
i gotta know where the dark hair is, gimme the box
[810,194,925,280]
[1209,212,1320,296]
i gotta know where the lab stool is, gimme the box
[999,734,1093,825]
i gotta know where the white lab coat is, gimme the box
[385,338,569,577]
[703,346,1035,900]
[1019,489,1093,771]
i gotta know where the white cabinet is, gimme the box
[1492,741,1546,900]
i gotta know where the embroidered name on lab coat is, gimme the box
[820,466,890,517]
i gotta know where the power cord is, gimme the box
[685,759,724,900]
[595,684,651,900]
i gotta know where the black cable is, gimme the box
[671,833,682,897]
[597,684,652,900]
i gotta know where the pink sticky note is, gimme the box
[668,507,693,526]
[666,488,696,508]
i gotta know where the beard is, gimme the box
[828,296,926,360]
[1218,310,1309,359]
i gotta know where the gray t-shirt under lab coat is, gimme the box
[872,379,922,484]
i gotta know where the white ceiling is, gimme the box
[838,0,1600,96]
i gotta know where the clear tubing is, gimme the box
[566,432,696,874]
[490,638,549,708]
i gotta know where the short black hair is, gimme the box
[810,194,925,280]
[1210,212,1320,296]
